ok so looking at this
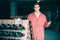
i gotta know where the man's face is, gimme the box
[34,4,40,12]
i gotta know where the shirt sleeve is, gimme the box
[43,14,48,28]
[27,14,32,26]
[27,14,31,21]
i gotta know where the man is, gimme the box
[28,3,51,40]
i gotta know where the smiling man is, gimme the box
[28,3,51,40]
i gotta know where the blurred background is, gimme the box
[0,0,60,40]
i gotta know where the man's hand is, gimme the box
[47,21,51,27]
[45,21,51,27]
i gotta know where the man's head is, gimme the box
[34,3,40,12]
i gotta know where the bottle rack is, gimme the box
[0,19,31,40]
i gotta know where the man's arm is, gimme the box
[45,21,51,28]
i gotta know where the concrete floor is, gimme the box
[44,29,60,40]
